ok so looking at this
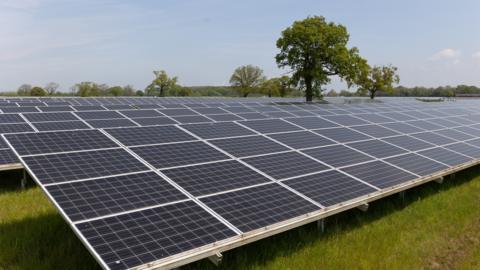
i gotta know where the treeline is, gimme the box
[325,85,480,98]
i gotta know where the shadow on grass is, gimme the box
[183,165,480,270]
[0,169,35,194]
[0,211,100,270]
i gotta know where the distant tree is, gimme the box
[123,85,136,96]
[30,86,47,96]
[261,78,281,97]
[135,90,145,96]
[276,16,368,102]
[72,82,103,97]
[277,76,293,97]
[357,65,400,99]
[147,70,178,97]
[44,82,59,95]
[107,86,124,96]
[326,89,338,97]
[174,86,193,96]
[17,84,32,96]
[229,65,266,97]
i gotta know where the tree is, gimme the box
[45,82,59,95]
[17,84,32,96]
[261,78,281,97]
[276,16,368,102]
[357,65,400,99]
[30,86,47,96]
[72,82,102,97]
[135,90,145,96]
[277,76,293,97]
[123,85,136,96]
[107,86,124,96]
[147,70,178,97]
[229,65,266,97]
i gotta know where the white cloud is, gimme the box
[473,51,480,62]
[430,48,461,61]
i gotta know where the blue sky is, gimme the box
[1,0,479,92]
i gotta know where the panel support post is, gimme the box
[317,219,325,233]
[208,252,222,267]
[450,173,456,180]
[21,169,27,189]
[434,176,444,184]
[357,203,369,212]
[399,191,406,204]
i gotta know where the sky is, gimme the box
[1,0,479,92]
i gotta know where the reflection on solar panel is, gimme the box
[242,151,329,180]
[132,141,229,168]
[162,160,271,196]
[283,170,377,206]
[201,183,320,232]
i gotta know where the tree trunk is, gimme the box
[243,93,249,98]
[305,77,313,102]
[370,90,375,99]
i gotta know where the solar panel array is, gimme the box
[3,96,480,269]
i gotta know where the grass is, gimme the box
[1,167,480,270]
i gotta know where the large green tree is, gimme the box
[30,86,47,96]
[147,70,178,97]
[276,16,368,102]
[229,65,266,97]
[357,65,400,99]
[72,82,102,97]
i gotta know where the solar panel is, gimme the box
[263,111,295,118]
[350,124,400,138]
[235,112,269,120]
[239,119,301,134]
[32,121,91,131]
[2,106,39,113]
[206,113,243,122]
[444,143,480,159]
[132,141,229,168]
[75,111,125,120]
[381,135,434,151]
[200,183,320,232]
[353,114,395,124]
[119,109,163,118]
[380,122,424,134]
[405,120,443,131]
[454,126,480,137]
[161,160,271,196]
[283,116,338,129]
[322,115,369,126]
[223,106,255,113]
[434,129,474,141]
[411,132,456,145]
[417,147,472,166]
[192,107,228,115]
[172,115,213,124]
[341,160,417,189]
[384,153,448,176]
[382,112,417,121]
[242,151,329,180]
[181,122,255,139]
[72,105,106,111]
[303,144,373,167]
[0,123,34,134]
[428,118,461,128]
[209,136,288,157]
[131,117,177,126]
[283,170,377,206]
[313,127,371,143]
[45,171,187,221]
[5,130,118,156]
[22,112,79,122]
[347,140,407,158]
[39,106,74,112]
[0,148,19,165]
[23,149,149,184]
[0,114,25,124]
[158,108,198,116]
[268,131,336,149]
[76,201,237,270]
[105,126,195,146]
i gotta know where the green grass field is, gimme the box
[1,167,480,270]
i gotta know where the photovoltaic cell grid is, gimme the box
[6,97,480,270]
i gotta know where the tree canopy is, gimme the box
[276,16,368,102]
[357,65,400,99]
[44,82,59,95]
[229,65,266,97]
[30,86,47,96]
[146,70,178,97]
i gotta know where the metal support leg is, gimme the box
[450,173,456,180]
[21,169,27,189]
[434,176,444,184]
[357,203,369,212]
[399,191,406,204]
[208,252,222,267]
[317,219,325,233]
